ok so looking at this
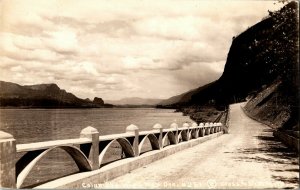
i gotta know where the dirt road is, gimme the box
[101,103,299,189]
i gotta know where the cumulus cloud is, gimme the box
[0,0,284,100]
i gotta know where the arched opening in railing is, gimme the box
[16,145,91,189]
[98,138,134,167]
[162,131,176,147]
[138,134,160,155]
[199,128,205,137]
[178,130,188,142]
[178,133,183,143]
[189,128,198,139]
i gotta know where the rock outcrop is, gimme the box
[93,97,104,105]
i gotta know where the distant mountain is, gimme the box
[106,97,163,106]
[158,89,196,106]
[158,82,214,107]
[0,81,109,108]
[159,2,298,111]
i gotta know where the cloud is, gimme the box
[44,28,79,54]
[0,0,284,100]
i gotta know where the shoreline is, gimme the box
[176,106,224,124]
[0,105,165,109]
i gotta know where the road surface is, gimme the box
[101,103,299,189]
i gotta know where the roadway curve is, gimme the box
[101,103,299,189]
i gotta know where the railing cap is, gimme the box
[0,131,14,140]
[153,123,163,129]
[126,124,139,131]
[191,122,198,128]
[182,123,189,128]
[80,126,99,135]
[170,123,178,129]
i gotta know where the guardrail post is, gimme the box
[214,123,218,132]
[153,124,163,149]
[192,122,199,138]
[199,123,205,137]
[170,123,179,144]
[183,123,189,141]
[0,131,16,188]
[205,123,210,135]
[210,122,214,133]
[217,123,221,132]
[126,124,139,156]
[213,123,217,133]
[220,122,228,134]
[80,126,99,170]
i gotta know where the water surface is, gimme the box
[0,108,193,144]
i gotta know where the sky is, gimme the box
[0,0,284,100]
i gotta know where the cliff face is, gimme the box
[161,2,298,110]
[192,1,298,107]
[224,1,298,130]
[160,2,299,130]
[0,81,104,108]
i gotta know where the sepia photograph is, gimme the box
[0,0,299,189]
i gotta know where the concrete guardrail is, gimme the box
[0,122,226,189]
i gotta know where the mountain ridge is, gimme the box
[0,81,111,108]
[158,82,215,107]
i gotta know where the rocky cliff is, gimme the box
[160,2,299,130]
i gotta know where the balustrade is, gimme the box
[0,122,225,188]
